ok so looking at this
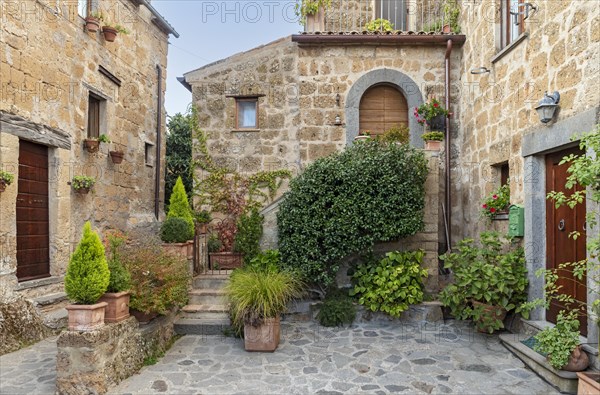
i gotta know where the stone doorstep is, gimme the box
[173,318,231,336]
[499,333,589,394]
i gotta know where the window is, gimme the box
[501,0,524,48]
[375,0,407,31]
[87,93,102,139]
[236,98,258,129]
[78,0,91,17]
[145,143,155,167]
[359,84,408,137]
[500,162,510,186]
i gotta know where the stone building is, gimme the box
[0,0,177,353]
[181,0,599,343]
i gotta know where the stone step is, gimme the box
[174,318,232,336]
[193,274,230,290]
[180,304,229,320]
[42,307,68,333]
[189,289,227,305]
[34,292,69,313]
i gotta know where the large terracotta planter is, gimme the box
[471,300,507,333]
[209,252,243,270]
[98,291,130,323]
[305,7,325,32]
[424,140,443,151]
[162,241,193,260]
[559,345,589,372]
[577,372,600,394]
[65,302,107,331]
[244,317,281,352]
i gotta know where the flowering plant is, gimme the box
[414,98,449,126]
[481,183,510,219]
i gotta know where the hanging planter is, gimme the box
[83,139,100,153]
[109,150,124,164]
[84,16,101,32]
[71,175,96,194]
[101,23,130,43]
[0,171,14,193]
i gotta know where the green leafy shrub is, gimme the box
[439,232,528,333]
[122,239,189,315]
[350,250,428,318]
[193,210,211,224]
[277,141,428,286]
[245,250,281,273]
[421,131,445,141]
[104,231,131,293]
[233,208,264,264]
[160,217,194,243]
[167,176,194,236]
[207,233,223,253]
[379,125,409,144]
[534,310,581,369]
[0,170,14,185]
[365,18,394,32]
[316,288,356,327]
[65,222,110,304]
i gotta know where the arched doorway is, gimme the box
[359,84,408,137]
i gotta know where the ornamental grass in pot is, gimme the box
[99,231,132,323]
[64,222,110,331]
[226,251,304,352]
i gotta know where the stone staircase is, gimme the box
[33,292,69,334]
[174,273,232,336]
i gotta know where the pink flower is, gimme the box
[490,208,496,213]
[482,204,487,209]
[492,194,498,200]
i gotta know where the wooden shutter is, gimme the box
[87,95,100,138]
[359,85,408,136]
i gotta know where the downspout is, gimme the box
[444,39,453,252]
[155,65,162,220]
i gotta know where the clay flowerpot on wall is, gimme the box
[425,140,443,151]
[442,24,452,33]
[577,372,600,395]
[0,180,6,193]
[75,187,90,195]
[162,241,194,261]
[109,150,124,164]
[65,302,107,331]
[102,26,118,42]
[85,16,100,32]
[244,317,281,352]
[98,292,130,323]
[83,139,100,153]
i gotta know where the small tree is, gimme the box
[167,176,194,237]
[65,222,110,304]
[165,112,193,210]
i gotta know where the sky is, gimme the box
[152,0,301,118]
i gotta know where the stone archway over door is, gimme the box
[359,84,408,137]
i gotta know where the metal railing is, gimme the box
[305,0,453,33]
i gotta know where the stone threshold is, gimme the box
[16,276,64,291]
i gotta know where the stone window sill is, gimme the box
[491,32,529,64]
[231,129,260,133]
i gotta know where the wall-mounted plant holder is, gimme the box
[83,139,100,153]
[0,171,15,193]
[109,150,124,164]
[71,176,96,195]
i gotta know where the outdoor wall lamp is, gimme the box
[535,91,560,123]
[470,67,490,74]
[334,115,342,125]
[511,3,537,26]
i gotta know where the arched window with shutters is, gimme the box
[359,84,408,137]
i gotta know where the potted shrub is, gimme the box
[64,222,110,331]
[83,133,110,153]
[99,231,131,323]
[379,125,409,145]
[365,18,394,33]
[481,183,510,220]
[160,217,195,260]
[226,251,304,352]
[0,170,14,193]
[209,219,243,270]
[193,210,211,234]
[84,11,103,32]
[162,176,195,259]
[439,232,528,333]
[101,22,129,42]
[422,131,445,150]
[233,207,264,265]
[297,0,331,30]
[414,97,449,135]
[354,130,371,142]
[71,175,96,194]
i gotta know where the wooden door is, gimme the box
[359,85,408,136]
[545,147,587,335]
[17,141,50,281]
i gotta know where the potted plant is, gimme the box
[226,251,304,352]
[422,131,445,150]
[84,11,103,32]
[71,175,96,194]
[0,170,14,193]
[379,125,409,145]
[414,97,449,133]
[64,222,110,331]
[209,219,244,270]
[83,133,110,153]
[101,22,129,42]
[481,183,510,220]
[354,130,371,142]
[365,18,394,33]
[161,177,195,259]
[99,231,131,323]
[193,210,211,234]
[109,144,125,164]
[439,232,528,333]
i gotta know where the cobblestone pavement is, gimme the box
[0,321,560,395]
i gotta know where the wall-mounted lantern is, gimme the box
[535,91,560,123]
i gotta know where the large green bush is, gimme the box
[167,176,194,237]
[277,141,428,285]
[160,217,194,243]
[65,222,110,304]
[233,207,264,264]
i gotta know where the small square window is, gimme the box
[236,98,258,129]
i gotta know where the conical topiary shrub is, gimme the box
[166,176,194,238]
[65,222,110,304]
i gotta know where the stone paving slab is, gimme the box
[0,337,57,395]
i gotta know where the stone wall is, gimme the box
[0,0,173,351]
[454,0,600,239]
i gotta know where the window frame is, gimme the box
[501,0,524,49]
[78,0,92,18]
[87,93,101,139]
[235,97,259,130]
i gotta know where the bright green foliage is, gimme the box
[0,170,14,185]
[534,310,581,369]
[439,232,528,333]
[160,217,194,243]
[365,18,394,32]
[165,112,194,209]
[421,131,445,141]
[65,222,110,304]
[277,141,428,286]
[350,251,428,318]
[122,240,189,315]
[233,208,264,264]
[245,250,281,273]
[226,261,304,327]
[167,176,194,237]
[105,232,131,293]
[379,125,409,144]
[481,183,510,220]
[71,175,96,190]
[316,288,356,327]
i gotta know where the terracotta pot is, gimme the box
[75,187,90,194]
[0,180,6,192]
[65,302,107,331]
[354,135,370,142]
[558,345,589,372]
[244,316,281,352]
[162,241,194,260]
[577,372,600,395]
[131,309,158,324]
[102,26,118,42]
[442,24,452,33]
[471,300,507,333]
[424,140,443,151]
[109,150,125,164]
[209,252,243,270]
[98,291,130,323]
[85,17,100,32]
[83,139,100,153]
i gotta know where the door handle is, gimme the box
[558,219,565,231]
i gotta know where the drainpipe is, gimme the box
[155,65,162,220]
[444,39,453,252]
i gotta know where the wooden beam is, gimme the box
[0,111,71,150]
